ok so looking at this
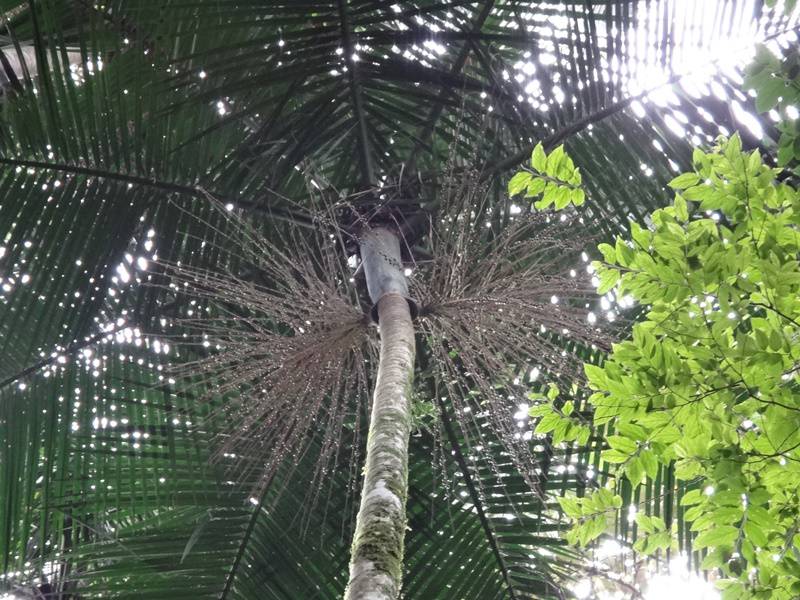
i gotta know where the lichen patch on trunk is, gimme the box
[345,290,415,600]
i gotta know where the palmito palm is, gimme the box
[0,1,794,598]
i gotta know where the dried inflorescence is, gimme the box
[154,200,376,501]
[412,168,607,498]
[155,168,607,506]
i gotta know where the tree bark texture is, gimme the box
[346,229,415,600]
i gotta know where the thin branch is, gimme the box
[752,301,800,329]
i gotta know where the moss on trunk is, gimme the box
[345,229,416,600]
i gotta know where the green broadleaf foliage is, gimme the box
[744,42,800,169]
[694,526,738,550]
[668,173,700,189]
[508,143,585,210]
[567,137,800,598]
[508,171,533,196]
[532,142,547,171]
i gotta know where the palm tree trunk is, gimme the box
[345,228,415,600]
